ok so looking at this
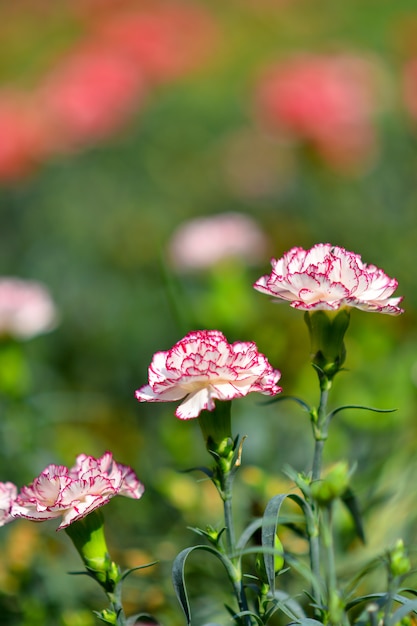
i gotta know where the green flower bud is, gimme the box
[96,609,117,624]
[390,539,411,577]
[311,461,350,505]
[255,535,285,583]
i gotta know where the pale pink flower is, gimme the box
[0,482,18,526]
[11,452,144,530]
[0,278,57,340]
[254,244,403,315]
[168,212,269,271]
[135,330,282,419]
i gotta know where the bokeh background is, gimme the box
[1,0,417,624]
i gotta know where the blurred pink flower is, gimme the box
[11,452,144,530]
[135,330,282,419]
[254,244,403,314]
[168,212,269,271]
[255,53,382,169]
[0,91,47,180]
[92,3,217,83]
[39,44,144,148]
[0,278,57,340]
[0,482,18,527]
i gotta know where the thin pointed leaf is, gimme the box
[120,561,159,581]
[390,599,417,625]
[341,487,366,543]
[236,518,263,551]
[260,395,311,412]
[328,404,396,421]
[180,466,214,479]
[288,617,323,626]
[345,592,413,612]
[262,493,314,593]
[273,590,306,620]
[233,610,265,626]
[172,545,236,626]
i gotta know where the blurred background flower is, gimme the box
[0,278,57,340]
[1,1,417,624]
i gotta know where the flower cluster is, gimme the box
[254,244,403,315]
[0,277,57,340]
[136,330,282,419]
[0,2,216,180]
[0,452,143,530]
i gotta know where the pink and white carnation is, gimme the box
[0,277,57,339]
[135,330,282,419]
[11,452,144,530]
[254,244,403,315]
[0,482,18,526]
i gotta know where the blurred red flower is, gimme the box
[92,3,217,83]
[403,57,417,121]
[0,91,47,180]
[255,53,382,170]
[38,44,145,149]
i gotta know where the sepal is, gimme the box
[304,309,350,383]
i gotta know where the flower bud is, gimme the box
[311,461,350,505]
[389,539,411,578]
[96,609,117,624]
[255,534,285,583]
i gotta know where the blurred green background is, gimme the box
[1,0,417,624]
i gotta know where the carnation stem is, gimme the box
[218,464,251,626]
[309,380,331,617]
[312,384,330,482]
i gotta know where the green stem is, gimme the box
[218,467,251,626]
[312,385,330,482]
[308,383,331,617]
[322,506,337,602]
[108,584,127,626]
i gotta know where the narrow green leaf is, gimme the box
[341,487,365,543]
[390,598,417,625]
[328,404,396,421]
[180,466,214,479]
[172,545,236,626]
[233,610,264,626]
[260,395,311,412]
[262,493,314,593]
[236,518,263,551]
[120,561,159,581]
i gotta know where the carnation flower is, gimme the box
[254,244,403,315]
[11,452,144,529]
[0,277,57,339]
[135,330,281,419]
[168,212,269,271]
[0,482,18,526]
